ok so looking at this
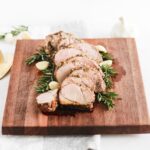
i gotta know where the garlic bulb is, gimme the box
[111,17,135,37]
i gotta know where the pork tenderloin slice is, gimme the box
[70,43,103,63]
[45,31,81,50]
[61,76,95,91]
[57,35,81,50]
[36,89,58,113]
[55,56,99,83]
[59,92,93,111]
[60,78,95,104]
[59,83,95,110]
[54,48,82,66]
[70,68,106,92]
[60,83,85,104]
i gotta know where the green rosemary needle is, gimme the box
[100,51,113,61]
[96,92,118,109]
[101,65,117,89]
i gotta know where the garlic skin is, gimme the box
[95,45,107,53]
[111,17,135,37]
[35,61,49,70]
[100,60,112,67]
[49,81,59,90]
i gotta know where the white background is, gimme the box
[0,0,150,149]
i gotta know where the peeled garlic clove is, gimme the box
[35,61,49,70]
[45,49,50,54]
[0,50,4,64]
[100,60,112,67]
[17,31,31,39]
[49,81,59,90]
[95,45,107,53]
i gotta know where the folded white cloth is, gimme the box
[43,135,101,150]
[0,135,101,150]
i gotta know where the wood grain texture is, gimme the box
[2,38,150,135]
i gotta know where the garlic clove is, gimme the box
[35,61,49,70]
[100,60,112,67]
[45,49,50,54]
[49,81,59,90]
[95,45,107,53]
[16,31,31,40]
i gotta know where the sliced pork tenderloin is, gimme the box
[36,89,58,113]
[61,76,95,91]
[45,31,102,62]
[70,43,103,63]
[59,80,95,111]
[54,48,83,66]
[54,46,103,67]
[45,31,81,50]
[55,56,100,83]
[59,93,93,111]
[70,68,106,92]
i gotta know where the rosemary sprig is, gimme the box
[35,83,50,93]
[25,53,41,65]
[101,65,117,89]
[25,47,50,65]
[37,75,53,84]
[0,25,28,40]
[11,25,28,36]
[41,64,55,75]
[36,69,55,93]
[0,34,6,40]
[96,92,118,109]
[100,51,113,61]
[35,61,55,93]
[26,46,56,93]
[36,75,52,93]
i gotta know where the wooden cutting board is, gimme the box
[2,38,150,135]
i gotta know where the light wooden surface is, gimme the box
[2,39,150,135]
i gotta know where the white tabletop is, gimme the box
[0,0,150,149]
